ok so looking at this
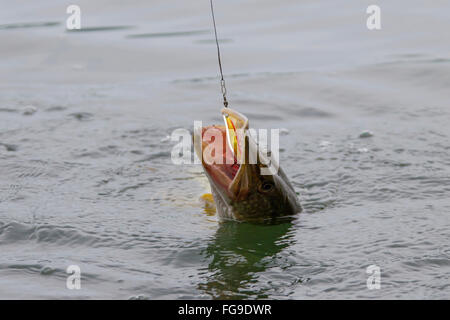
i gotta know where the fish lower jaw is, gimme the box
[210,183,236,221]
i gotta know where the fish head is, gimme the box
[194,108,301,223]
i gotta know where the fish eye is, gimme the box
[259,181,274,193]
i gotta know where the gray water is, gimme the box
[0,0,449,299]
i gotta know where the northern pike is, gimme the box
[194,108,301,223]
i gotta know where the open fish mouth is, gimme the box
[194,108,251,201]
[194,107,302,221]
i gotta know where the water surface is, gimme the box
[0,0,449,299]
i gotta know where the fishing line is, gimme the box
[209,0,229,108]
